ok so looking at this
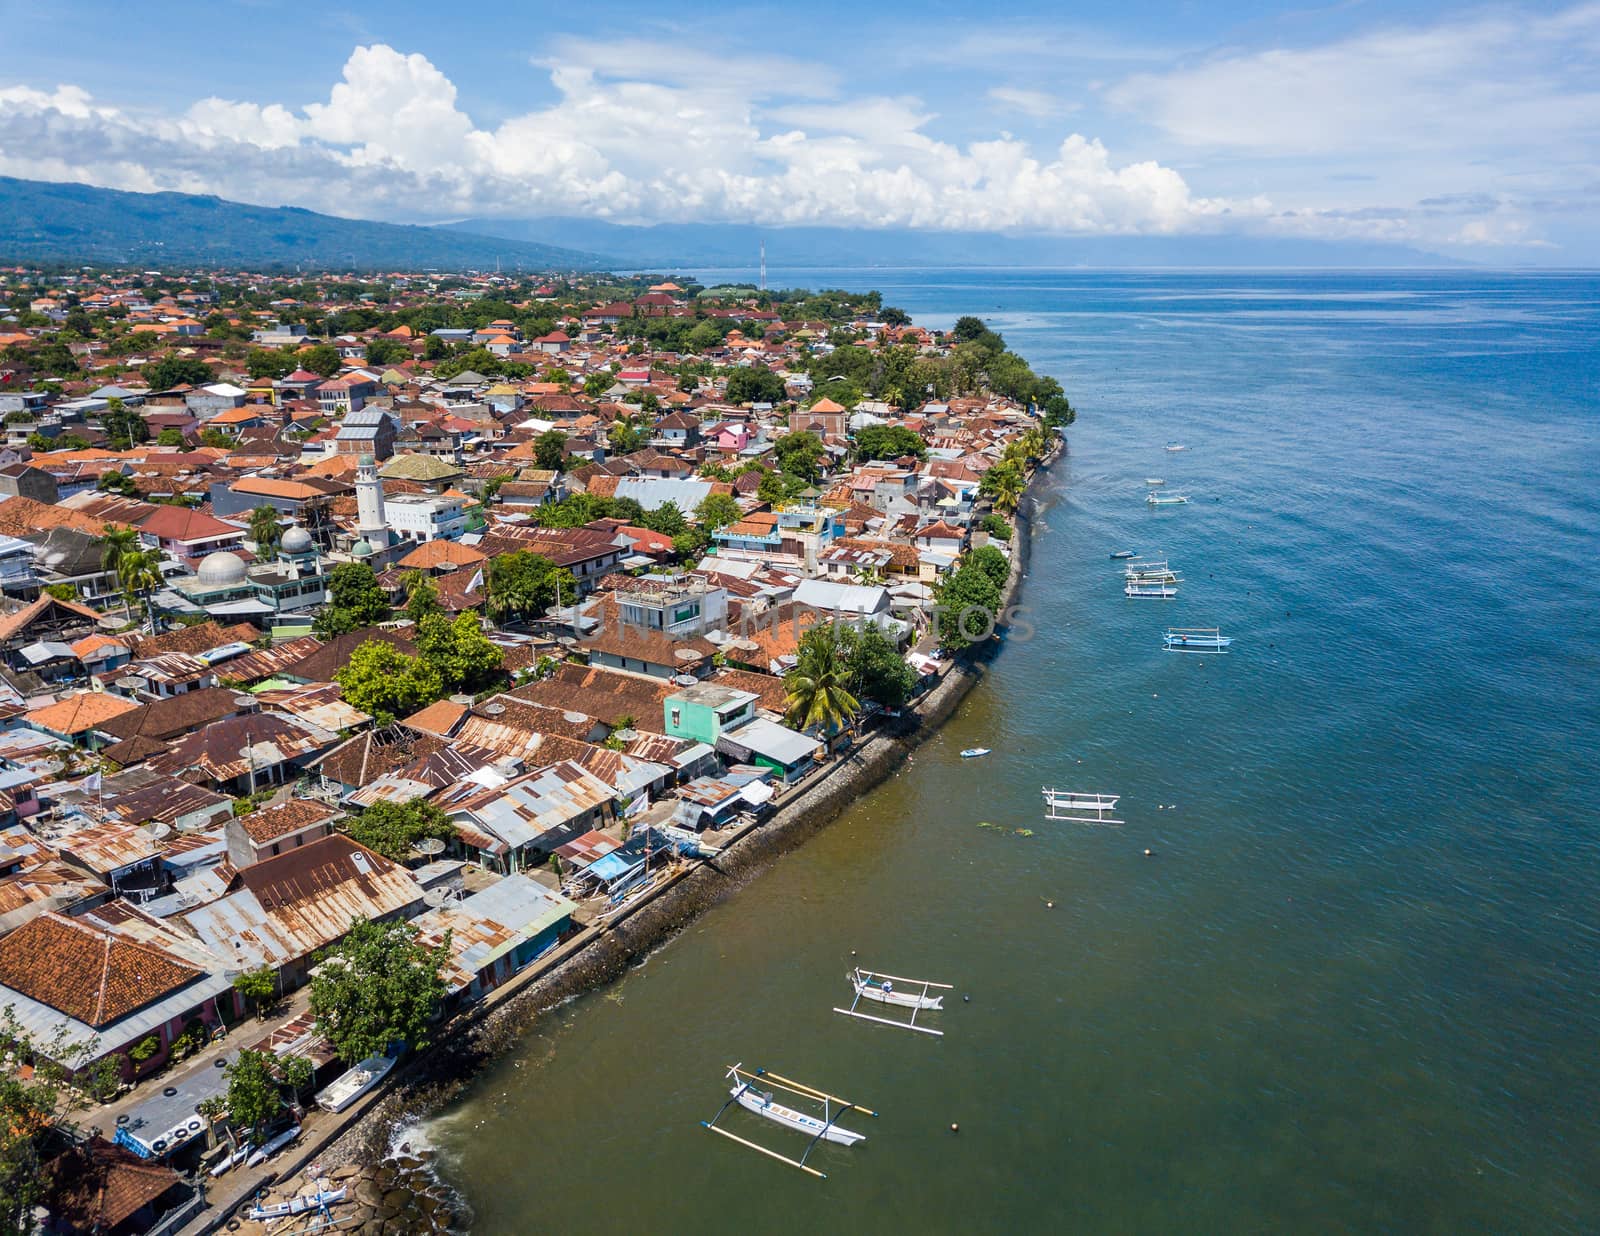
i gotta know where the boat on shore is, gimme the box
[1147,492,1190,506]
[247,1189,349,1222]
[316,1054,395,1113]
[960,747,991,759]
[244,1124,299,1168]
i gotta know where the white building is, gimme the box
[385,493,466,543]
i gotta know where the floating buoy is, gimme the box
[963,994,970,1003]
[1045,900,1055,909]
[850,950,857,956]
[950,1123,960,1133]
[1143,848,1154,857]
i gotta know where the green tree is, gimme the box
[486,550,575,620]
[966,543,1011,590]
[245,348,295,380]
[639,500,688,538]
[99,525,141,622]
[333,640,442,720]
[935,561,1002,653]
[980,513,1012,541]
[534,429,568,472]
[223,1049,283,1138]
[314,561,390,637]
[756,471,785,505]
[344,799,456,863]
[101,397,148,449]
[783,624,860,732]
[416,612,503,692]
[695,492,742,529]
[979,460,1026,514]
[310,918,450,1064]
[143,356,213,390]
[951,315,992,344]
[299,343,342,378]
[840,622,917,709]
[855,424,927,461]
[232,966,279,1019]
[365,337,410,367]
[583,371,612,397]
[248,505,281,561]
[423,333,450,361]
[156,427,185,447]
[773,432,825,483]
[725,367,786,405]
[403,571,442,625]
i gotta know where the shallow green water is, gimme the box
[428,271,1600,1234]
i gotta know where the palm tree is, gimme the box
[117,548,165,634]
[784,627,860,734]
[248,505,281,561]
[99,524,140,621]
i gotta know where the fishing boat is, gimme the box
[1163,627,1233,653]
[834,967,953,1036]
[1042,788,1123,825]
[1165,442,1188,452]
[1124,559,1180,583]
[1146,492,1190,506]
[244,1124,300,1168]
[316,1053,395,1113]
[1109,550,1137,559]
[702,1064,876,1178]
[1145,477,1166,486]
[960,747,991,759]
[247,1189,349,1222]
[1125,581,1178,599]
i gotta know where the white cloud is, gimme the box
[1108,4,1600,158]
[0,42,1256,236]
[986,87,1079,120]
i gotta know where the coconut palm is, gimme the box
[117,548,165,633]
[248,505,281,561]
[784,626,860,734]
[99,524,140,621]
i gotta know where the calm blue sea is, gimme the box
[435,270,1600,1234]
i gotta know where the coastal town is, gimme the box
[0,266,1069,1234]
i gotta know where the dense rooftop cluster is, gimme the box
[0,264,1068,1230]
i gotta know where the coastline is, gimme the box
[210,435,1064,1233]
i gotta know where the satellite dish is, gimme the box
[483,702,505,716]
[423,887,450,908]
[416,837,446,856]
[147,823,172,841]
[673,674,697,686]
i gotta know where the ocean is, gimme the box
[427,270,1600,1233]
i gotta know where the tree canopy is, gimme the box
[415,612,503,693]
[143,356,213,390]
[725,367,787,405]
[333,640,442,721]
[854,424,927,461]
[310,918,450,1064]
[314,562,390,637]
[344,798,456,863]
[935,559,1003,652]
[774,432,825,483]
[487,550,575,620]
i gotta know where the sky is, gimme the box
[0,0,1596,263]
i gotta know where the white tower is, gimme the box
[355,454,389,550]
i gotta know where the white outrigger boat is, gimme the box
[1165,442,1188,452]
[1125,580,1178,599]
[244,1124,300,1168]
[960,747,991,759]
[1124,558,1180,583]
[834,967,953,1037]
[1043,787,1123,825]
[1145,477,1166,486]
[702,1064,875,1178]
[1146,491,1190,506]
[1164,627,1232,654]
[247,1189,348,1222]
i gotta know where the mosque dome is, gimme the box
[280,526,313,554]
[197,550,248,587]
[350,539,375,559]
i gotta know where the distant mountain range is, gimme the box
[0,177,602,271]
[448,215,1466,270]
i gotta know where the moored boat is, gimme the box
[1163,627,1232,653]
[1110,549,1137,559]
[960,747,991,759]
[1147,492,1190,506]
[1125,581,1178,598]
[848,968,945,1011]
[734,1083,867,1146]
[1144,478,1166,486]
[316,1054,395,1113]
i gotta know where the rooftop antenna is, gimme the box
[759,240,767,293]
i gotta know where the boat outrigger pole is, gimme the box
[701,1064,876,1179]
